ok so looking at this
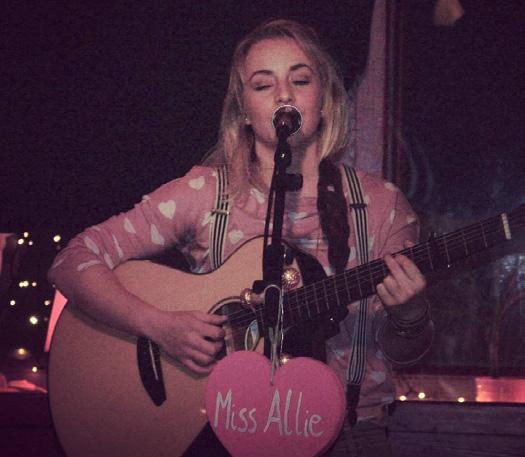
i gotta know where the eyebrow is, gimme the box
[247,63,314,82]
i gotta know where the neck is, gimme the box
[255,142,321,197]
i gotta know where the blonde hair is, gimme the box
[202,19,350,196]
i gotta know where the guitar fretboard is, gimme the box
[282,206,524,327]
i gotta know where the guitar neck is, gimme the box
[283,206,524,327]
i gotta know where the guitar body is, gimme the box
[48,237,325,457]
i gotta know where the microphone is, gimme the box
[272,105,302,139]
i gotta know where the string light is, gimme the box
[14,347,30,359]
[399,395,407,401]
[418,392,426,400]
[4,229,64,391]
[457,397,465,403]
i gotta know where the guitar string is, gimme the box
[298,217,505,296]
[222,212,524,329]
[223,215,524,329]
[288,217,519,321]
[225,218,524,330]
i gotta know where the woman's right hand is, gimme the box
[149,310,228,375]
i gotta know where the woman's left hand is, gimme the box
[376,240,427,307]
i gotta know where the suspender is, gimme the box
[343,165,370,385]
[208,166,230,270]
[342,165,370,425]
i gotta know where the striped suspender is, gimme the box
[208,166,230,270]
[343,165,370,387]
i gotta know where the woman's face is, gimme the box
[241,38,323,157]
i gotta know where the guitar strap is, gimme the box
[209,165,231,269]
[342,165,370,426]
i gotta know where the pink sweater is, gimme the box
[50,165,420,425]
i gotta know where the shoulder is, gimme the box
[337,165,403,204]
[339,166,417,229]
[137,165,222,223]
[353,168,401,198]
[170,165,220,187]
[145,165,219,199]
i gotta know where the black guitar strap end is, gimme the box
[346,384,361,427]
[137,337,167,407]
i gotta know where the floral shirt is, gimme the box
[50,165,419,425]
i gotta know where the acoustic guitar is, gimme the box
[48,206,523,457]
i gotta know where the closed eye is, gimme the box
[293,80,310,86]
[255,84,272,91]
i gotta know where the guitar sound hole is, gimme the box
[213,301,259,360]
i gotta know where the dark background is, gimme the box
[401,1,524,373]
[402,0,523,218]
[1,0,373,238]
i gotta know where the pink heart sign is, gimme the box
[205,351,345,457]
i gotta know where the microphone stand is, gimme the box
[257,128,302,357]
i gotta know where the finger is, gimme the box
[187,333,223,357]
[204,339,224,354]
[194,320,226,341]
[400,239,426,285]
[384,255,408,285]
[382,274,406,303]
[376,283,397,306]
[381,270,421,305]
[195,312,228,325]
[384,254,423,294]
[181,358,214,375]
[186,348,217,367]
[214,339,225,353]
[394,254,426,285]
[208,324,226,341]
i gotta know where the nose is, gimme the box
[275,80,293,104]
